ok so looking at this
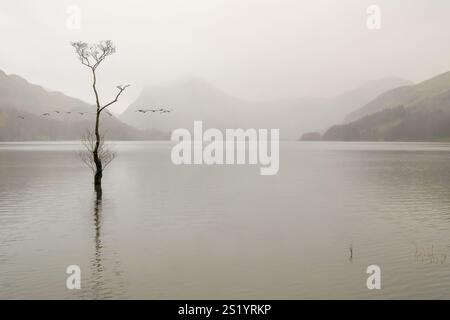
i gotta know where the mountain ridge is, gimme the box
[121,76,411,139]
[345,71,450,123]
[322,70,450,141]
[0,69,167,141]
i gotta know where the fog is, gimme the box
[1,0,450,114]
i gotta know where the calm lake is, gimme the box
[1,141,450,299]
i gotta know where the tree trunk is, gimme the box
[93,109,103,188]
[91,68,103,190]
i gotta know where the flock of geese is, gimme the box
[17,110,112,119]
[41,111,110,116]
[134,108,172,114]
[17,107,172,120]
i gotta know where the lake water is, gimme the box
[1,141,450,299]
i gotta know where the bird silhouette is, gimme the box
[54,110,60,114]
[66,112,72,114]
[42,113,50,116]
[17,115,25,119]
[135,107,173,115]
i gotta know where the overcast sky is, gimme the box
[1,0,450,113]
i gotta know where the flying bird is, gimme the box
[66,112,72,114]
[54,111,60,114]
[135,107,173,115]
[42,113,50,116]
[17,115,25,119]
[135,109,151,113]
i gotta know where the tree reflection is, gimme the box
[90,186,105,298]
[88,186,125,299]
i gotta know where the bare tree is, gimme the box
[79,130,116,173]
[71,40,129,190]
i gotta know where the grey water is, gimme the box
[1,141,450,299]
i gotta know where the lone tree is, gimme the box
[71,40,129,191]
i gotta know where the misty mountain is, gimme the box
[0,69,167,141]
[121,77,242,132]
[323,71,450,141]
[332,77,413,124]
[323,105,450,141]
[120,77,329,139]
[121,77,410,140]
[345,71,450,123]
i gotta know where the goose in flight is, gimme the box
[135,109,152,113]
[135,107,173,114]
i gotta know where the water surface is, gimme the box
[1,141,450,299]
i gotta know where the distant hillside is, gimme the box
[0,69,91,114]
[121,77,243,133]
[121,77,410,140]
[300,132,321,141]
[345,71,450,123]
[121,77,320,139]
[323,105,450,141]
[323,70,450,141]
[332,77,413,123]
[0,69,167,141]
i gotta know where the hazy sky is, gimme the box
[1,0,450,113]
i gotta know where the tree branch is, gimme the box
[100,84,130,112]
[71,41,92,68]
[71,40,116,70]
